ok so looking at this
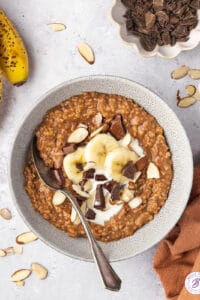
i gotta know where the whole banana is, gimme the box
[0,10,29,86]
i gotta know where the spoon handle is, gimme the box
[61,188,121,291]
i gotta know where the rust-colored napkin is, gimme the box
[153,167,200,300]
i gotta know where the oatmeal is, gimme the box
[24,92,173,242]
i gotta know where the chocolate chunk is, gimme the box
[94,185,105,210]
[135,156,148,171]
[103,180,117,193]
[122,161,136,179]
[76,162,83,171]
[83,168,95,179]
[50,168,65,186]
[110,184,121,201]
[63,144,76,155]
[145,11,156,30]
[85,208,96,220]
[109,115,126,140]
[95,174,108,181]
[76,197,86,206]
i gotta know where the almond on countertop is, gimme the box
[16,231,38,244]
[0,208,12,220]
[78,43,95,64]
[31,263,48,280]
[11,269,32,282]
[48,23,66,32]
[185,85,196,97]
[171,65,189,80]
[188,69,200,80]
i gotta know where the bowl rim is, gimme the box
[8,75,193,262]
[110,0,200,59]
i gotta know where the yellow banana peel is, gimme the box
[0,10,29,85]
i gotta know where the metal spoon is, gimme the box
[31,136,121,291]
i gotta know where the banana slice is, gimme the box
[63,147,85,183]
[85,134,119,169]
[105,147,138,183]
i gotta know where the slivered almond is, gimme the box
[90,125,104,138]
[16,280,25,286]
[92,113,103,126]
[78,43,95,64]
[118,132,132,147]
[70,202,86,225]
[72,184,90,198]
[68,127,88,144]
[121,188,134,202]
[0,208,12,220]
[52,190,66,206]
[16,231,38,244]
[129,197,142,209]
[147,162,160,179]
[0,249,6,257]
[78,123,88,129]
[188,69,200,80]
[171,65,189,79]
[48,23,66,32]
[133,171,142,183]
[31,263,48,280]
[185,85,196,96]
[11,269,31,282]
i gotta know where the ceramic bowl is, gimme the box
[9,76,193,262]
[111,0,200,59]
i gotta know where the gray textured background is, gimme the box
[0,1,199,299]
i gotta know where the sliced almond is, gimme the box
[78,43,95,64]
[0,208,12,220]
[68,127,88,144]
[14,247,23,254]
[78,123,88,129]
[72,184,90,198]
[16,280,25,286]
[171,65,189,80]
[11,269,32,282]
[129,138,144,157]
[147,162,160,179]
[177,96,197,108]
[48,23,66,32]
[188,69,200,80]
[129,197,142,209]
[90,125,104,138]
[83,180,93,192]
[16,231,38,245]
[52,190,66,206]
[31,263,48,280]
[92,113,103,127]
[0,249,6,257]
[121,188,134,202]
[118,132,132,147]
[185,85,196,96]
[70,207,78,223]
[133,171,142,183]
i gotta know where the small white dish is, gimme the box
[111,0,200,59]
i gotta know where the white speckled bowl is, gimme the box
[111,0,200,59]
[9,76,193,262]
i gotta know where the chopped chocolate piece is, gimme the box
[94,185,105,210]
[80,178,87,190]
[95,174,108,181]
[63,144,76,155]
[76,162,83,171]
[50,168,65,186]
[83,168,95,179]
[109,115,126,140]
[122,161,136,179]
[111,184,121,201]
[103,180,117,193]
[85,208,96,220]
[76,197,86,206]
[135,156,148,171]
[145,11,156,30]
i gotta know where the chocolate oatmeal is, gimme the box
[24,92,173,242]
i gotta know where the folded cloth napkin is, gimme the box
[153,167,200,300]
